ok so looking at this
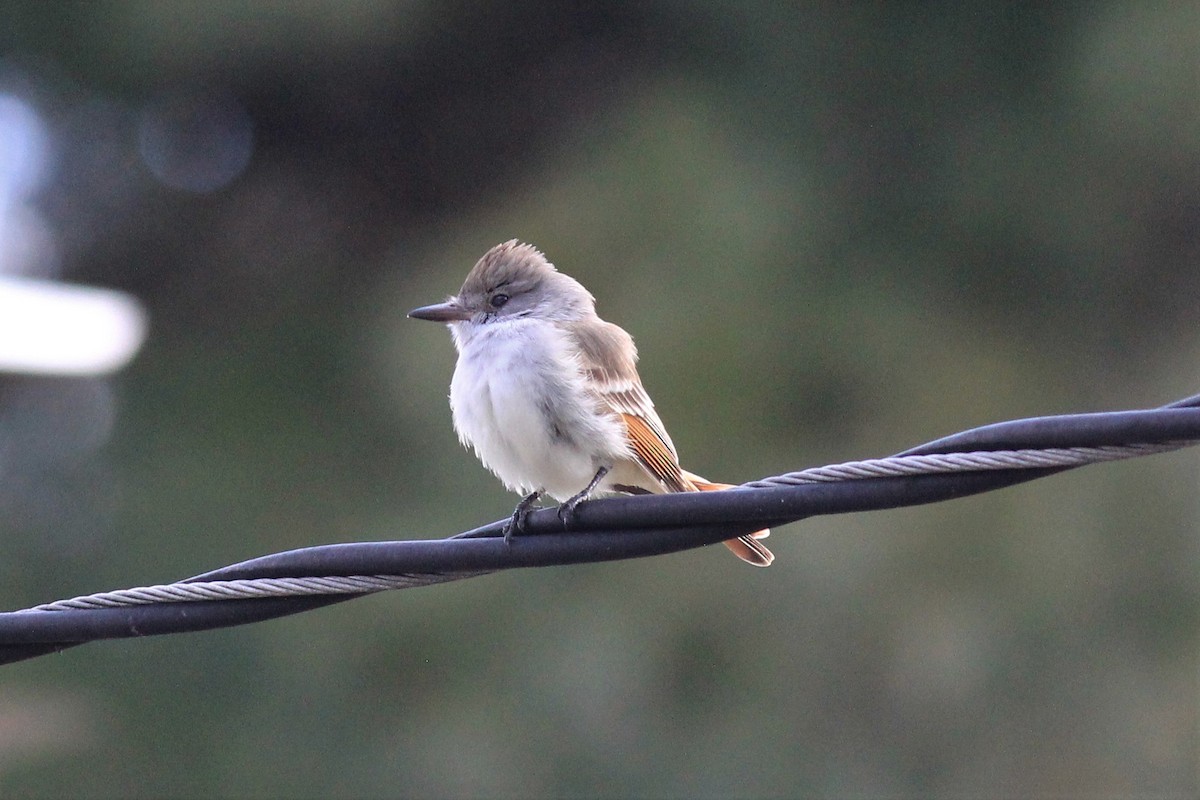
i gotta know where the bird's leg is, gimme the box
[557,466,610,526]
[505,489,543,543]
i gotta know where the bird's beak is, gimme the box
[408,299,471,322]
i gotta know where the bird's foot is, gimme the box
[556,466,610,527]
[504,489,543,543]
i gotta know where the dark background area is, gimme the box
[0,2,1198,797]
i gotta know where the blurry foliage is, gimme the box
[0,1,1198,797]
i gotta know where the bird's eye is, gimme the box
[490,293,510,308]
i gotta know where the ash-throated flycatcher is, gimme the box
[409,240,773,566]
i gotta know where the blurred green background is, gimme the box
[1,2,1199,797]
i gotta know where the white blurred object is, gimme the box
[0,277,147,375]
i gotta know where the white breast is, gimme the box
[448,318,630,500]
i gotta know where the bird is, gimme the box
[408,240,773,566]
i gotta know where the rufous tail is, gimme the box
[681,470,774,567]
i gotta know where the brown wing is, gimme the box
[568,318,687,491]
[621,412,689,492]
[569,317,774,567]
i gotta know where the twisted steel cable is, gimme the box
[0,393,1197,666]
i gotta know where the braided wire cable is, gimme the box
[12,439,1195,615]
[22,572,491,613]
[741,441,1192,488]
[1,395,1198,666]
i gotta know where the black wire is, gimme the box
[1,396,1197,666]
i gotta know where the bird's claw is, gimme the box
[555,466,609,528]
[503,506,530,543]
[504,489,543,544]
[556,496,584,527]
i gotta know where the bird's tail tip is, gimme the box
[723,534,775,567]
[682,470,775,567]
